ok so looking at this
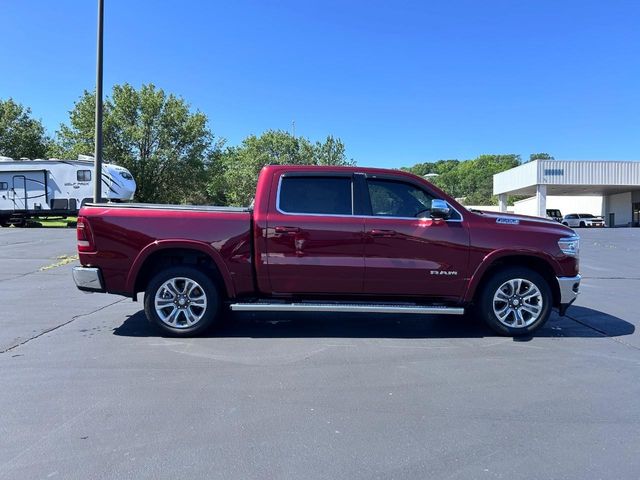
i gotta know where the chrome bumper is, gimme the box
[72,267,104,292]
[557,274,581,304]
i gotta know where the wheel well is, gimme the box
[473,255,560,307]
[134,248,226,297]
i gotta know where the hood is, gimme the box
[476,210,558,225]
[474,210,572,229]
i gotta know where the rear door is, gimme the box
[361,176,470,300]
[265,173,365,294]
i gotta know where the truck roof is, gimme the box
[261,164,426,181]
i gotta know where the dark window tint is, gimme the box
[279,176,352,215]
[566,214,578,219]
[367,179,435,218]
[77,170,91,182]
[0,182,7,190]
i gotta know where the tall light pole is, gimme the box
[93,0,104,202]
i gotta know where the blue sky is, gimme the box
[1,0,639,167]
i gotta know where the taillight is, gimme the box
[77,216,95,252]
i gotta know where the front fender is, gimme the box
[462,249,563,303]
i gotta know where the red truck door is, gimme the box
[361,176,470,300]
[265,173,365,294]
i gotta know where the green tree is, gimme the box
[403,154,521,205]
[528,152,554,162]
[211,130,353,206]
[56,83,217,203]
[0,98,51,159]
[313,135,354,166]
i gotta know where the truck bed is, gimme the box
[78,203,255,297]
[85,202,250,213]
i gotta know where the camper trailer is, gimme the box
[0,156,136,226]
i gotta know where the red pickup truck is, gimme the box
[72,165,581,337]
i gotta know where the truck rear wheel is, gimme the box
[476,267,552,336]
[144,266,221,337]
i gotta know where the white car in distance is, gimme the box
[562,213,605,228]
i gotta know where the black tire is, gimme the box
[144,266,221,337]
[475,267,552,336]
[561,222,569,226]
[0,216,9,228]
[579,221,585,228]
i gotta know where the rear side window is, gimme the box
[278,176,353,215]
[0,182,7,190]
[77,170,91,182]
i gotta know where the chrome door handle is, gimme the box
[274,226,301,234]
[369,229,396,237]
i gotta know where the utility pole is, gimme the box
[291,120,296,138]
[93,0,104,202]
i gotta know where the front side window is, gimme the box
[367,179,435,218]
[77,170,91,182]
[279,176,353,215]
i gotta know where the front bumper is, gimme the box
[556,274,581,314]
[72,267,105,292]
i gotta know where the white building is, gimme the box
[513,195,603,218]
[493,160,640,227]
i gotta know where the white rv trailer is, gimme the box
[0,155,136,226]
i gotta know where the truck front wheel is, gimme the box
[144,266,221,337]
[476,267,552,336]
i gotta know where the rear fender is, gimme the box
[126,239,236,298]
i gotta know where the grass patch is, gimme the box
[40,254,79,271]
[33,217,77,228]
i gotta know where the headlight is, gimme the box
[558,236,580,257]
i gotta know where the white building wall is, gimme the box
[514,195,603,218]
[464,205,514,213]
[493,161,539,195]
[494,160,640,195]
[606,192,632,227]
[540,161,640,186]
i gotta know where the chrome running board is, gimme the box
[230,302,464,315]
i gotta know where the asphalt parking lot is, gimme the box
[0,227,638,480]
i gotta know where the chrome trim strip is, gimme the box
[274,174,465,222]
[230,303,465,315]
[557,274,581,304]
[72,266,104,292]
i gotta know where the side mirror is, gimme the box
[430,199,451,220]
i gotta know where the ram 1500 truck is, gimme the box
[72,165,581,337]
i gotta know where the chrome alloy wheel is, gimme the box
[154,277,208,329]
[492,278,543,328]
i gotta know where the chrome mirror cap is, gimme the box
[430,199,451,219]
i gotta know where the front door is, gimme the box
[265,174,365,295]
[11,175,27,210]
[362,177,470,300]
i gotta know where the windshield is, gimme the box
[579,214,595,218]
